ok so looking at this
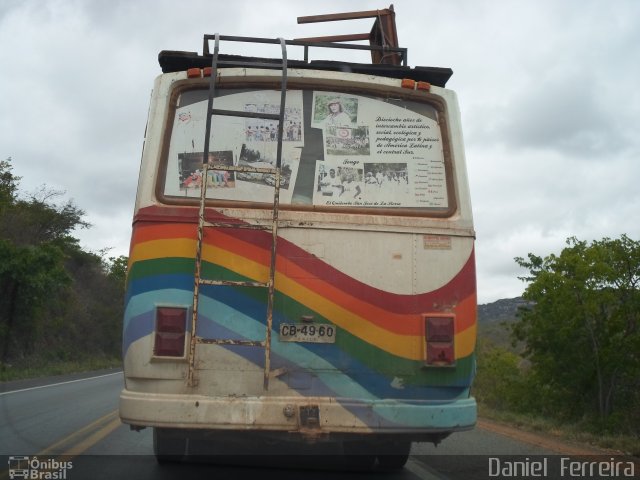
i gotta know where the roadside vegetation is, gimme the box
[474,235,640,456]
[0,158,125,381]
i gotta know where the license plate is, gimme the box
[279,323,336,343]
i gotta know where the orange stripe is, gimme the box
[132,222,195,244]
[131,223,476,336]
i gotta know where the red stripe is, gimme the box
[133,206,476,320]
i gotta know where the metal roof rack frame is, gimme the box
[201,35,407,67]
[158,5,454,87]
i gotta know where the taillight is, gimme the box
[154,307,188,357]
[424,315,455,366]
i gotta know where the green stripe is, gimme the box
[128,257,474,386]
[128,257,193,281]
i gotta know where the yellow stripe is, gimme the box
[62,417,121,456]
[37,410,119,456]
[130,238,475,360]
[131,237,196,262]
[457,323,476,358]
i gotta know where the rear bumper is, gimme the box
[119,388,476,438]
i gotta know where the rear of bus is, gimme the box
[119,40,477,464]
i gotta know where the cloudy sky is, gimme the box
[1,0,638,304]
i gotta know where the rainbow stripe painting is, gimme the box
[123,206,477,430]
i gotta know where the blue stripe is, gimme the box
[124,284,469,402]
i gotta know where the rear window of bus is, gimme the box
[157,84,456,217]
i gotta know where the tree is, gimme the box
[473,338,529,412]
[514,236,640,430]
[0,157,124,364]
[1,185,89,248]
[0,160,86,361]
[106,255,128,286]
[0,158,19,208]
[0,240,70,361]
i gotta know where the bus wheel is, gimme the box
[377,440,411,470]
[343,441,376,471]
[153,428,187,463]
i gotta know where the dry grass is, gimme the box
[479,403,640,458]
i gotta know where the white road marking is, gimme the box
[0,371,122,396]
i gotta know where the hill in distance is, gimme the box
[478,297,531,324]
[477,297,531,350]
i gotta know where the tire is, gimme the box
[153,428,187,463]
[377,440,411,470]
[343,440,376,471]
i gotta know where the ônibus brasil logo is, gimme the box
[8,456,73,480]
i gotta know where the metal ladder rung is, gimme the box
[209,163,277,174]
[215,60,285,69]
[199,278,269,288]
[210,108,281,121]
[203,221,272,231]
[196,337,265,347]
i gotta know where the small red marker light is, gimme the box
[401,78,416,89]
[187,68,201,79]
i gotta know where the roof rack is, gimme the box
[157,5,454,87]
[200,35,407,67]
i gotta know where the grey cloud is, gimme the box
[499,73,624,158]
[3,0,639,305]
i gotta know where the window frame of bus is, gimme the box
[155,75,458,218]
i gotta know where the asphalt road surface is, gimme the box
[1,370,624,480]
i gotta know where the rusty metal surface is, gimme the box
[187,161,210,388]
[262,39,288,391]
[370,5,400,65]
[294,33,371,43]
[296,5,401,65]
[199,279,268,288]
[297,7,395,24]
[210,162,277,175]
[188,35,289,391]
[263,168,280,391]
[196,338,266,347]
[210,108,280,121]
[203,221,271,230]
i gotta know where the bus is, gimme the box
[119,12,476,470]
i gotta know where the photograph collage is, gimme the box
[164,88,449,210]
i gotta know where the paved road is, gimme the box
[0,371,621,480]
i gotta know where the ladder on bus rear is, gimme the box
[187,34,288,390]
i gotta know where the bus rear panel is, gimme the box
[119,40,476,460]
